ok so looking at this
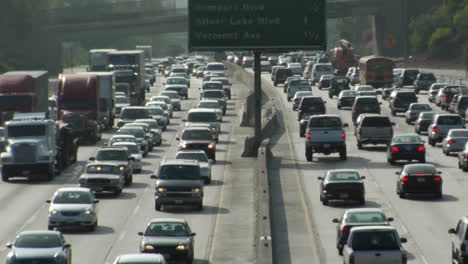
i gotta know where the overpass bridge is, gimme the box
[31,0,408,73]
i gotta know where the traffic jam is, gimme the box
[0,50,232,264]
[228,39,468,264]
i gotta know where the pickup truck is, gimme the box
[343,226,407,264]
[305,115,348,161]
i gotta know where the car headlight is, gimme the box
[208,143,215,149]
[143,244,154,250]
[5,146,11,152]
[119,166,126,172]
[50,210,58,215]
[84,210,93,215]
[157,187,166,192]
[193,188,201,193]
[176,244,191,250]
[180,143,187,149]
[211,127,217,132]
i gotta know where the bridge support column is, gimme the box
[372,0,408,58]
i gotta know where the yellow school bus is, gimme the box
[359,56,394,88]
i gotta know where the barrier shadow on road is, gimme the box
[163,205,229,215]
[138,169,154,175]
[326,200,383,209]
[405,193,459,202]
[57,225,114,235]
[359,146,387,152]
[207,179,223,186]
[143,153,161,159]
[128,182,148,189]
[214,160,232,166]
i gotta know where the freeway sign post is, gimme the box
[189,0,326,148]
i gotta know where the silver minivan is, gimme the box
[354,114,394,149]
[311,63,333,84]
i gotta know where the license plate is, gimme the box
[339,193,349,199]
[323,144,331,148]
[417,178,426,183]
[174,200,183,204]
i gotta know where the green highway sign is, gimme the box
[188,0,326,51]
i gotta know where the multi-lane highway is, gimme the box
[0,70,256,264]
[249,67,468,264]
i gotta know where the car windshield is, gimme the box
[146,108,164,116]
[15,234,62,248]
[290,80,310,86]
[356,98,378,105]
[392,136,422,144]
[176,153,209,162]
[345,212,387,223]
[351,231,399,250]
[120,109,149,119]
[114,144,139,154]
[167,78,186,85]
[161,92,179,99]
[159,165,200,179]
[8,125,46,137]
[451,130,468,137]
[145,222,189,237]
[420,112,435,120]
[361,117,391,127]
[357,86,374,91]
[198,102,220,109]
[115,97,129,104]
[117,128,145,138]
[181,130,213,140]
[206,64,225,71]
[302,98,322,106]
[135,120,159,129]
[203,83,223,89]
[397,93,417,101]
[308,117,342,128]
[188,112,217,122]
[420,74,436,80]
[52,191,92,204]
[405,165,437,175]
[96,150,127,161]
[438,116,462,125]
[86,165,120,174]
[410,104,431,110]
[316,65,332,71]
[327,171,361,181]
[342,91,357,97]
[203,91,224,98]
[295,92,313,98]
[211,78,230,85]
[446,87,460,93]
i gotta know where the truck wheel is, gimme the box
[305,147,313,162]
[196,203,203,211]
[398,190,406,199]
[155,201,162,211]
[429,138,435,146]
[328,93,332,99]
[339,147,347,160]
[321,198,328,206]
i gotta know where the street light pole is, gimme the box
[253,51,262,145]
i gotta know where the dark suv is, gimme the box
[273,68,293,86]
[89,146,134,185]
[389,90,418,116]
[439,86,462,111]
[397,69,420,87]
[297,96,326,120]
[351,96,381,123]
[413,73,436,93]
[177,127,217,161]
[151,159,203,211]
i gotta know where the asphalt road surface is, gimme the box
[248,68,467,264]
[0,72,246,264]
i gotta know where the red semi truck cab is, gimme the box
[58,74,102,144]
[0,71,49,124]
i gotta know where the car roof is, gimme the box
[98,146,128,151]
[403,163,437,171]
[122,106,147,110]
[18,230,62,236]
[326,169,359,174]
[188,108,217,113]
[344,208,384,214]
[55,187,92,193]
[86,162,119,167]
[117,254,165,263]
[351,226,397,232]
[182,126,212,132]
[161,159,199,166]
[112,142,138,146]
[149,218,187,224]
[176,150,207,155]
[110,135,136,139]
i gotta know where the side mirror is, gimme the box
[190,232,196,236]
[89,157,95,161]
[182,119,187,122]
[387,217,394,222]
[437,171,442,174]
[317,176,323,180]
[379,102,382,105]
[395,172,400,175]
[208,159,214,165]
[343,123,349,128]
[46,200,51,203]
[137,232,144,236]
[162,83,166,85]
[176,137,180,141]
[130,157,135,161]
[400,238,407,243]
[391,122,396,126]
[332,218,339,223]
[93,199,99,204]
[448,228,456,234]
[63,244,71,248]
[360,176,366,179]
[150,175,158,179]
[6,242,12,248]
[323,101,327,104]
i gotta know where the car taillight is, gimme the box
[402,254,407,264]
[434,176,442,181]
[300,120,305,125]
[448,139,455,143]
[401,177,409,182]
[341,132,346,138]
[374,106,380,110]
[466,152,468,158]
[433,127,438,132]
[349,254,354,264]
[417,146,426,151]
[353,107,359,111]
[307,133,312,139]
[392,147,400,152]
[444,96,449,101]
[341,226,351,233]
[461,243,466,253]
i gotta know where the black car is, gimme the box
[414,112,436,134]
[328,76,350,99]
[90,146,134,185]
[297,96,326,120]
[387,135,426,164]
[413,73,437,93]
[317,169,365,206]
[337,90,357,109]
[397,69,420,87]
[396,163,442,199]
[138,218,195,263]
[332,208,393,255]
[299,115,311,137]
[439,86,461,111]
[389,90,418,116]
[273,68,293,86]
[351,96,381,123]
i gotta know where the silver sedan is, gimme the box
[47,187,98,231]
[405,103,432,124]
[442,129,468,155]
